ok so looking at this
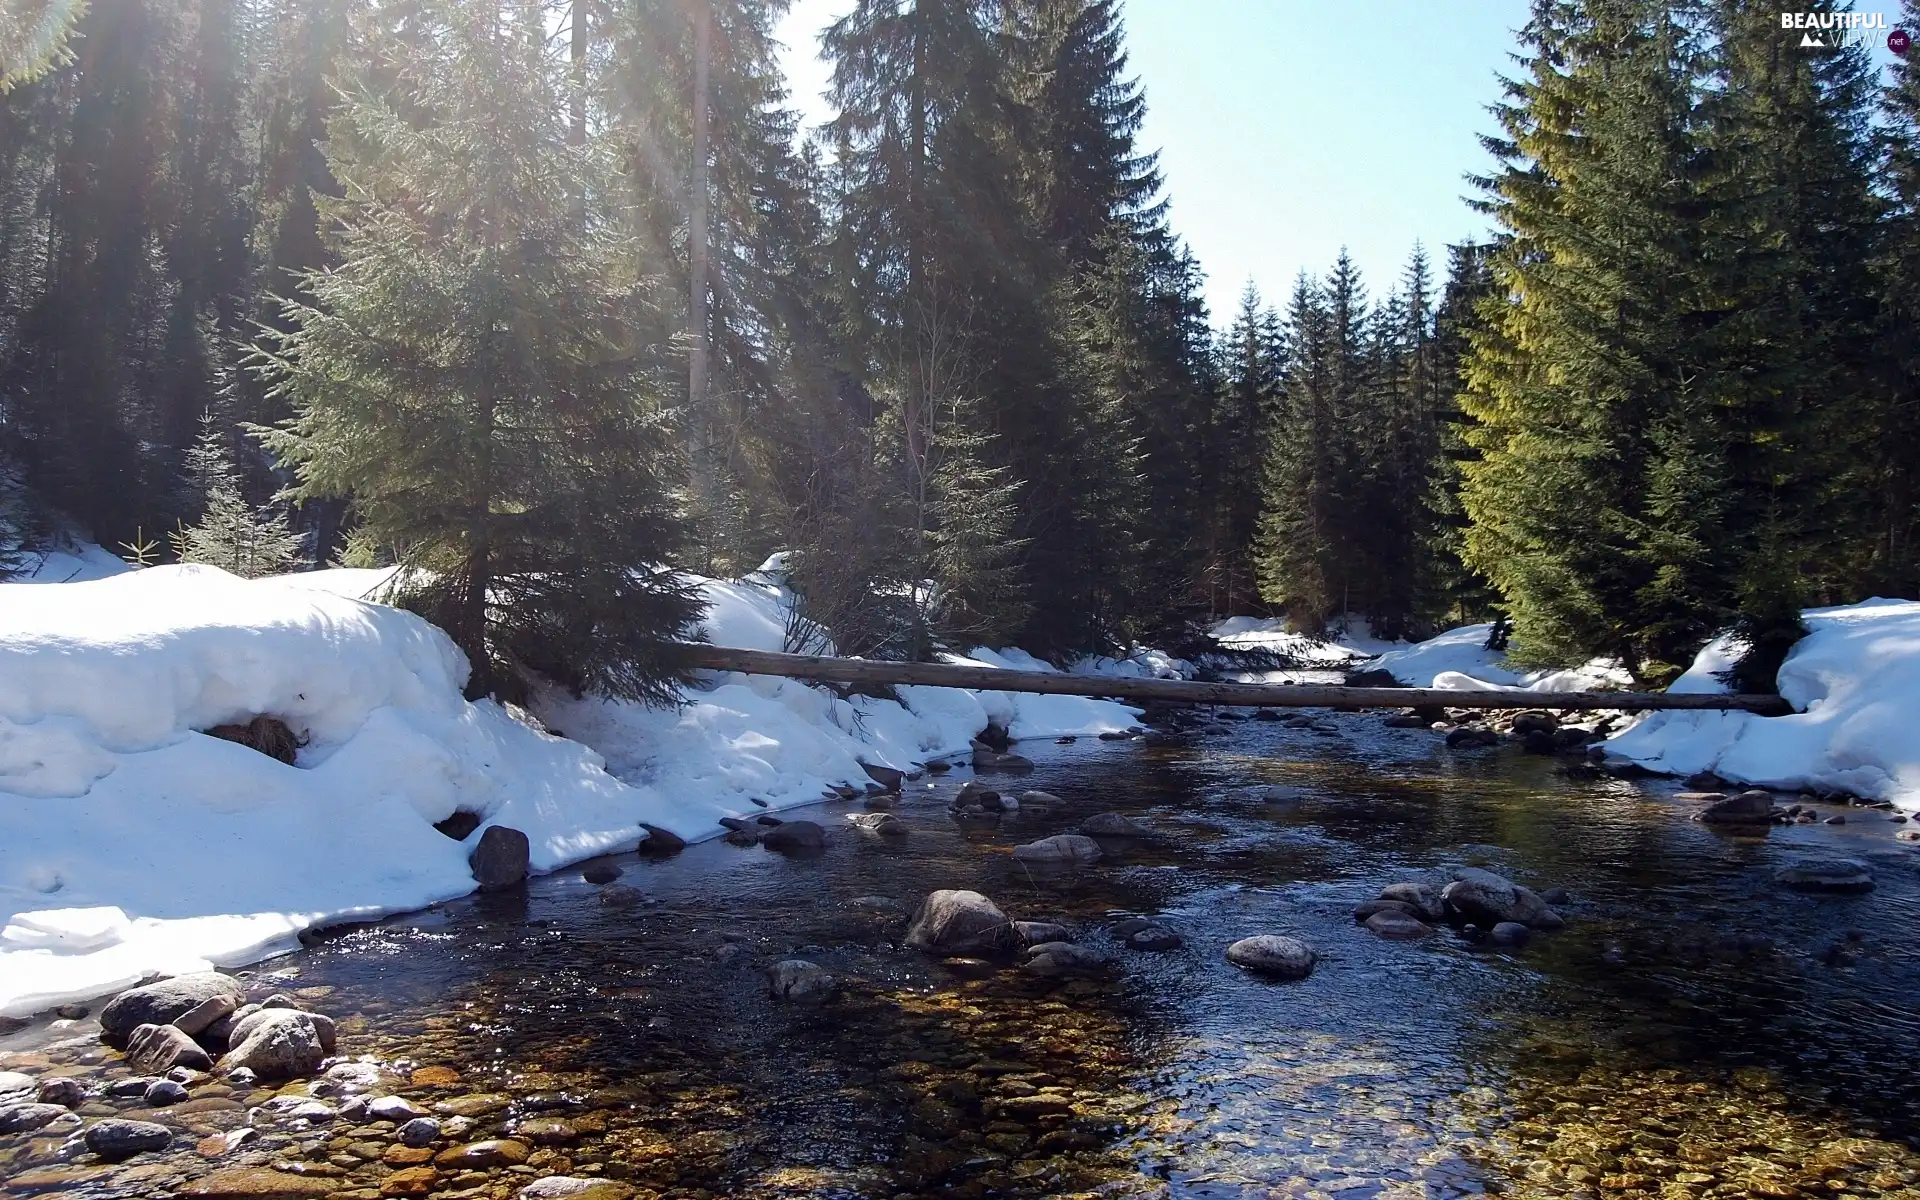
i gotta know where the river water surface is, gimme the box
[3,712,1919,1200]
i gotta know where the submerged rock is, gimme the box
[904,890,1016,958]
[1364,910,1434,940]
[766,960,837,1003]
[1013,920,1074,946]
[1225,935,1317,980]
[1378,881,1445,921]
[1079,812,1152,838]
[1488,921,1532,947]
[1773,857,1875,892]
[1123,924,1184,951]
[1023,942,1108,976]
[1697,790,1776,825]
[762,820,827,853]
[1011,834,1103,864]
[845,812,908,836]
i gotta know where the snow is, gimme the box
[1207,614,1380,664]
[1368,623,1632,692]
[9,538,132,585]
[1604,599,1920,810]
[0,560,1139,1016]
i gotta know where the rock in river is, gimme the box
[1378,881,1445,921]
[1079,812,1152,838]
[0,1103,76,1134]
[1011,833,1103,864]
[845,812,908,837]
[84,1118,173,1161]
[520,1178,638,1200]
[1773,857,1875,892]
[1696,790,1777,825]
[762,820,826,853]
[126,1021,213,1074]
[99,971,246,1046]
[1441,868,1564,929]
[1225,935,1317,980]
[766,960,837,1003]
[1364,910,1434,940]
[1023,942,1108,976]
[469,824,531,890]
[904,890,1017,958]
[220,1009,334,1079]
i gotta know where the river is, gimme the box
[3,710,1918,1200]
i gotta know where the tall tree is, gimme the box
[257,0,701,701]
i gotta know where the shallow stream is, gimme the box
[4,712,1919,1200]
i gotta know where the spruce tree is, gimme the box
[256,0,701,702]
[1875,0,1920,595]
[176,412,307,578]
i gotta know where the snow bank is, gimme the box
[0,562,1140,1014]
[10,538,131,585]
[1207,614,1383,664]
[1604,599,1920,810]
[1369,623,1631,692]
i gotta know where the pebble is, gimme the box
[395,1116,442,1146]
[143,1078,190,1106]
[367,1095,428,1122]
[434,1137,530,1168]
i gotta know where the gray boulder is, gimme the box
[219,1009,333,1079]
[398,1117,443,1147]
[1488,922,1532,947]
[0,1072,35,1103]
[1013,920,1074,946]
[1023,942,1108,976]
[1017,790,1061,807]
[1352,899,1422,923]
[470,825,531,890]
[1378,882,1445,921]
[845,812,908,837]
[126,1022,212,1074]
[1363,910,1434,940]
[0,1103,75,1133]
[766,960,837,1004]
[98,972,246,1046]
[1225,935,1317,980]
[904,890,1016,958]
[1011,834,1103,864]
[1079,812,1152,838]
[1124,924,1183,951]
[762,820,827,853]
[1441,868,1564,929]
[84,1118,172,1160]
[35,1077,87,1109]
[860,762,906,792]
[972,748,1035,772]
[1697,790,1776,825]
[1773,857,1875,892]
[171,993,237,1037]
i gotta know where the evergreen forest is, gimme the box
[4,0,1920,694]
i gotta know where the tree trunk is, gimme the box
[687,0,713,556]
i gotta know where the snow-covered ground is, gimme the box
[0,558,1137,1017]
[1604,599,1920,811]
[9,536,133,585]
[1368,623,1633,692]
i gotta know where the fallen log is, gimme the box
[660,643,1793,715]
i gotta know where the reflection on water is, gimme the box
[4,714,1919,1199]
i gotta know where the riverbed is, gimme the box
[3,711,1919,1200]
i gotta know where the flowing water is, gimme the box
[4,712,1920,1200]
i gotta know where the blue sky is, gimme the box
[773,0,1535,321]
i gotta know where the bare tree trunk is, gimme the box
[569,0,587,148]
[687,0,713,559]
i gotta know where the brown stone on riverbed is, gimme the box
[180,1167,342,1197]
[1695,790,1776,825]
[435,1138,530,1168]
[409,1066,460,1087]
[433,1092,511,1117]
[383,1145,437,1165]
[380,1167,440,1198]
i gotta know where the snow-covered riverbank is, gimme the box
[0,562,1136,1016]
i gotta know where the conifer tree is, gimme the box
[256,0,701,701]
[1874,0,1920,595]
[176,411,306,577]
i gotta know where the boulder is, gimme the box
[1697,791,1776,825]
[1124,924,1183,951]
[220,1010,332,1079]
[1364,910,1434,940]
[1225,935,1317,980]
[904,890,1016,958]
[638,824,687,854]
[580,860,622,885]
[1079,812,1152,838]
[762,820,827,853]
[1383,713,1431,729]
[1352,899,1422,924]
[99,972,246,1046]
[172,993,238,1037]
[434,810,483,840]
[1511,711,1558,736]
[1488,922,1532,947]
[369,1096,430,1122]
[861,762,906,792]
[1773,857,1875,892]
[469,825,531,890]
[84,1118,173,1160]
[845,812,908,837]
[972,748,1035,772]
[1023,942,1108,976]
[0,1072,32,1103]
[1011,834,1103,864]
[1444,727,1500,749]
[398,1117,442,1147]
[1346,668,1402,688]
[598,883,645,907]
[0,1103,75,1133]
[35,1077,87,1109]
[144,1078,189,1106]
[1017,790,1061,807]
[126,1022,213,1074]
[1440,868,1564,929]
[1012,921,1074,946]
[766,960,837,1004]
[1378,881,1445,922]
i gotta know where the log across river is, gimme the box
[662,642,1793,714]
